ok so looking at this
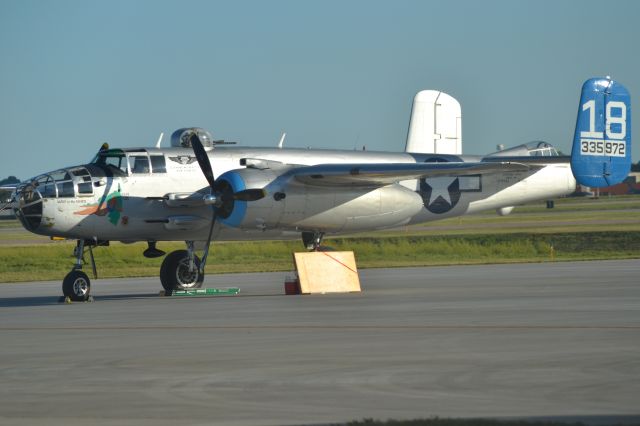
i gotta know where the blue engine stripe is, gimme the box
[217,171,247,228]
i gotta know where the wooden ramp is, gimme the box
[293,251,361,294]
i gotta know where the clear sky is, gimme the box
[1,0,638,180]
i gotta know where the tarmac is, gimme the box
[1,260,639,425]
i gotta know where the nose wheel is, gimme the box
[61,239,100,302]
[62,270,91,302]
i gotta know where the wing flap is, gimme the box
[292,161,533,187]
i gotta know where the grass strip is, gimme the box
[1,231,639,283]
[342,418,629,426]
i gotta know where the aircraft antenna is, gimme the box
[278,132,286,149]
[155,132,164,148]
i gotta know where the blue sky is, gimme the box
[1,0,638,180]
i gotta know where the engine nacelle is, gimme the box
[216,168,424,232]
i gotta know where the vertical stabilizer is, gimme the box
[570,77,631,187]
[405,90,462,155]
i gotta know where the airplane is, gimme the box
[0,77,632,301]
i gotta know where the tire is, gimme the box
[62,270,91,302]
[160,250,204,294]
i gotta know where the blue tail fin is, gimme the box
[571,77,631,188]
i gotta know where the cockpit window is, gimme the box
[104,155,128,174]
[51,170,71,182]
[35,170,76,198]
[56,181,74,197]
[69,167,93,195]
[129,155,150,174]
[150,155,166,173]
[77,182,93,194]
[38,175,57,198]
[92,150,128,176]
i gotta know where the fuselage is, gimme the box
[14,145,576,243]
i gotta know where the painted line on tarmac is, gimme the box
[1,325,639,331]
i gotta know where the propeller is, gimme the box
[189,133,266,275]
[190,133,266,206]
[190,134,216,189]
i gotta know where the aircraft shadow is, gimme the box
[0,292,284,308]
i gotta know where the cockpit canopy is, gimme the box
[14,166,94,231]
[487,141,561,157]
[21,149,168,202]
[33,166,94,199]
[91,149,167,177]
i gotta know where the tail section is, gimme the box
[405,90,462,155]
[571,77,631,187]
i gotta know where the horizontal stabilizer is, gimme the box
[571,77,631,188]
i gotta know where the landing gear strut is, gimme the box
[62,239,100,302]
[160,241,204,295]
[302,231,325,251]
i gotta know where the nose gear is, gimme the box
[61,239,104,302]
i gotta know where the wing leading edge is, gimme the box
[290,161,534,187]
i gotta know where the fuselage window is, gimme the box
[150,156,167,173]
[56,181,75,197]
[42,179,57,198]
[77,182,93,195]
[129,156,150,174]
[36,175,57,198]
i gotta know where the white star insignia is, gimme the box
[426,177,456,206]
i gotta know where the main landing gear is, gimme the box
[62,239,101,302]
[60,239,207,300]
[160,241,204,295]
[302,231,326,251]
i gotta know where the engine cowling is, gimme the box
[215,168,424,232]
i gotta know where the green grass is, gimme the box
[1,231,639,283]
[0,219,20,228]
[1,196,639,282]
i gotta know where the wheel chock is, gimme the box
[58,296,94,304]
[162,288,240,297]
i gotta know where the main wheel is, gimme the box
[62,270,91,302]
[160,250,204,294]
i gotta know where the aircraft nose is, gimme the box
[14,185,44,231]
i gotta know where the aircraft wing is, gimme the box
[290,161,534,187]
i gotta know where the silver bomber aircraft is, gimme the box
[0,77,632,301]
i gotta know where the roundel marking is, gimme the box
[418,156,462,214]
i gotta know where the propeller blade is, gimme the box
[233,189,266,202]
[190,133,216,189]
[199,208,217,275]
